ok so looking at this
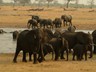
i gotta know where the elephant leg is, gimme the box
[81,52,84,60]
[85,50,87,61]
[63,21,65,26]
[66,49,69,61]
[33,52,38,64]
[22,51,27,62]
[13,49,20,63]
[72,52,76,61]
[69,49,71,53]
[60,50,65,59]
[55,51,59,61]
[94,46,96,54]
[29,52,32,61]
[66,22,68,26]
[70,21,72,26]
[89,48,93,58]
[40,44,45,62]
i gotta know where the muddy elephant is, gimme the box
[46,37,69,61]
[62,31,93,58]
[12,30,19,40]
[53,18,62,28]
[61,15,72,26]
[13,28,54,64]
[27,19,38,29]
[73,44,88,61]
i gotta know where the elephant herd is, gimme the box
[27,15,72,29]
[0,15,96,64]
[11,27,96,64]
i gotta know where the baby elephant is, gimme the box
[73,44,87,61]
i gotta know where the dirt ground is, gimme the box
[0,53,96,72]
[0,6,96,72]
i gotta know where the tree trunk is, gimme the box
[66,1,69,8]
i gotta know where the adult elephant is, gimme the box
[92,30,96,54]
[46,37,69,61]
[13,28,54,64]
[62,32,93,58]
[53,18,62,28]
[61,15,72,26]
[27,19,38,29]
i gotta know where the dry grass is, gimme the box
[0,6,96,29]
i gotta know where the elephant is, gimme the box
[53,18,62,28]
[27,19,38,29]
[67,25,76,32]
[61,15,72,26]
[32,15,40,24]
[62,31,93,58]
[39,19,53,29]
[92,30,96,54]
[46,37,69,61]
[73,44,88,61]
[12,30,19,40]
[0,29,7,34]
[13,28,54,64]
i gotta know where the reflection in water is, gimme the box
[0,28,93,53]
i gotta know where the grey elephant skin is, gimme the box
[27,19,38,29]
[61,15,72,26]
[53,18,62,28]
[73,44,88,61]
[47,37,69,61]
[62,32,93,58]
[13,28,54,64]
[92,30,96,54]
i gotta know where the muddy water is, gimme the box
[0,28,26,53]
[0,28,93,53]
